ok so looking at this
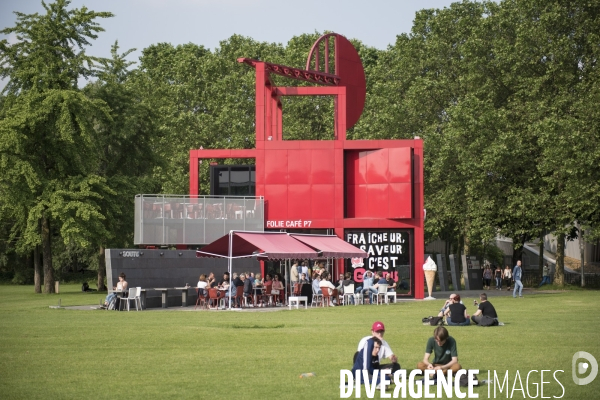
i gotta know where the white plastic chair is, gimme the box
[123,287,141,311]
[342,284,358,306]
[385,289,397,304]
[376,284,389,305]
[311,287,323,307]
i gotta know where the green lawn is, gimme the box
[0,285,598,399]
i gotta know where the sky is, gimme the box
[0,0,459,85]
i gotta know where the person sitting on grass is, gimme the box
[417,326,461,374]
[81,282,95,292]
[471,293,498,325]
[437,293,461,317]
[354,321,401,375]
[352,336,383,386]
[443,294,471,326]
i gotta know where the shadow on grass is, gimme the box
[230,323,286,329]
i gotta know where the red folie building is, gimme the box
[189,34,424,298]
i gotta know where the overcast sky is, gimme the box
[1,0,459,84]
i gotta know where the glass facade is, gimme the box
[210,165,256,196]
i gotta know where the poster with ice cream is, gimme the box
[423,256,437,300]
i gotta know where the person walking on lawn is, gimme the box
[539,263,551,287]
[513,260,523,298]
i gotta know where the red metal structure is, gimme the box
[189,33,424,298]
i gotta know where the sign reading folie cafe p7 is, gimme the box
[345,230,411,282]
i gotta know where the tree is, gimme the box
[83,42,160,290]
[0,0,113,293]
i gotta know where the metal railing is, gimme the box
[134,195,264,245]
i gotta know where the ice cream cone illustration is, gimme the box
[423,256,437,300]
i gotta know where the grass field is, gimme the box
[0,285,599,399]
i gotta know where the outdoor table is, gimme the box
[154,288,170,308]
[139,289,148,310]
[288,296,308,309]
[174,287,192,307]
[113,289,127,311]
[253,287,263,306]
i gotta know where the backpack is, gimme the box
[459,372,480,387]
[107,293,118,311]
[422,316,444,326]
[479,315,498,327]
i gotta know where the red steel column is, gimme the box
[413,139,425,299]
[189,150,198,196]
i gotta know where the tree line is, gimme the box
[1,0,598,292]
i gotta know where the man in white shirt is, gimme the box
[354,321,401,374]
[319,272,338,306]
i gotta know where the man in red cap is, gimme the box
[354,321,401,374]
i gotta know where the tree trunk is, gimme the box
[97,246,106,291]
[34,245,42,293]
[512,238,524,267]
[554,232,565,286]
[41,216,54,294]
[538,231,544,278]
[579,225,585,287]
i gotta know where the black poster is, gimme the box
[345,229,412,283]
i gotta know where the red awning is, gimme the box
[289,234,368,259]
[196,232,320,260]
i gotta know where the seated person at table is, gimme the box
[361,271,377,304]
[443,294,470,326]
[272,274,285,305]
[263,274,272,288]
[197,274,208,297]
[340,272,356,304]
[218,272,235,304]
[417,326,461,373]
[253,273,264,306]
[102,272,127,308]
[336,273,345,291]
[342,272,355,288]
[242,273,253,304]
[254,273,263,289]
[207,272,217,288]
[373,272,387,289]
[471,293,499,325]
[218,272,230,287]
[312,272,322,295]
[319,272,338,306]
[385,274,397,292]
[233,273,244,289]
